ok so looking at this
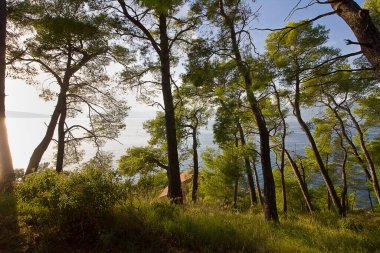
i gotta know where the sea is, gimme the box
[6,109,376,209]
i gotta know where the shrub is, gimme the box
[17,167,127,242]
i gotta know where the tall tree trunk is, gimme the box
[191,126,199,202]
[219,0,278,222]
[273,85,287,214]
[285,150,314,214]
[329,0,380,80]
[56,96,67,172]
[159,14,182,204]
[237,122,257,206]
[0,0,14,193]
[292,76,343,215]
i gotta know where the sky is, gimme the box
[5,0,365,115]
[4,0,366,168]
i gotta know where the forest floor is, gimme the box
[1,196,380,253]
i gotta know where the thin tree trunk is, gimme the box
[273,84,287,214]
[159,14,182,204]
[237,122,257,206]
[252,160,264,206]
[285,150,314,214]
[0,0,14,194]
[219,0,278,222]
[327,103,371,179]
[340,142,348,216]
[233,178,238,209]
[329,0,380,80]
[292,75,343,215]
[56,96,67,172]
[191,126,199,202]
[345,107,380,205]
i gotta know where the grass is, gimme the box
[2,198,379,253]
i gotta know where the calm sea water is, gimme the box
[3,111,324,170]
[6,111,375,208]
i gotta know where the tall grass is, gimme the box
[1,168,379,252]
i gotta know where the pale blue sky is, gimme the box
[5,0,365,115]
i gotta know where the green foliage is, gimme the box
[17,168,127,242]
[118,146,168,176]
[364,0,380,30]
[200,147,245,204]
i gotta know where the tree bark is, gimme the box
[292,75,343,215]
[273,85,287,214]
[191,126,199,202]
[237,122,257,206]
[340,143,348,216]
[252,159,264,206]
[0,0,15,193]
[56,95,67,172]
[159,14,182,204]
[329,0,380,80]
[285,150,314,214]
[219,0,279,222]
[25,89,66,175]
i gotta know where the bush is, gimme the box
[17,168,127,243]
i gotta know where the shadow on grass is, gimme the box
[0,194,22,253]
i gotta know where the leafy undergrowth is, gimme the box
[1,201,380,253]
[1,169,380,252]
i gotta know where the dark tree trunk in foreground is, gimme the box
[56,96,67,172]
[237,122,257,206]
[219,0,279,222]
[117,1,183,203]
[285,150,314,214]
[159,14,182,203]
[191,126,199,202]
[329,0,380,80]
[0,0,14,193]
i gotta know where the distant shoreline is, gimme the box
[6,110,50,118]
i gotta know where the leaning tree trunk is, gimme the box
[159,14,182,204]
[219,0,279,222]
[237,122,258,206]
[345,106,380,205]
[327,103,371,179]
[293,76,343,215]
[285,150,314,214]
[0,0,14,193]
[329,0,380,80]
[56,95,67,173]
[25,88,66,175]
